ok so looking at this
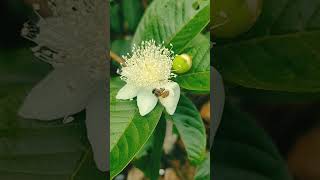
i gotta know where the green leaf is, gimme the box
[71,151,106,180]
[0,86,103,179]
[132,0,210,53]
[195,153,210,180]
[134,134,154,160]
[134,116,166,180]
[110,2,122,33]
[171,95,206,164]
[110,78,163,178]
[214,0,320,92]
[229,86,320,105]
[111,39,132,57]
[175,34,210,92]
[131,0,210,92]
[211,103,292,180]
[0,48,51,85]
[122,0,144,32]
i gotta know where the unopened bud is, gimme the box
[172,54,192,74]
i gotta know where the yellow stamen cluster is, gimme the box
[119,40,175,88]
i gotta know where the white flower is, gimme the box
[116,40,180,116]
[19,0,107,171]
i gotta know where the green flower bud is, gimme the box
[172,54,192,74]
[211,0,263,38]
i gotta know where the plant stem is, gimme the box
[110,51,125,65]
[142,0,148,9]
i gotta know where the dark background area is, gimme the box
[232,87,320,157]
[0,1,32,48]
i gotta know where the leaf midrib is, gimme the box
[218,30,320,48]
[110,108,137,151]
[177,71,210,91]
[164,3,210,51]
[134,0,209,54]
[70,148,90,180]
[0,150,87,176]
[110,106,163,178]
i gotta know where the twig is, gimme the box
[110,51,125,65]
[142,0,148,9]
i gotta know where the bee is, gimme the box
[152,88,170,98]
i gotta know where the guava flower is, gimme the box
[19,0,108,171]
[116,40,180,116]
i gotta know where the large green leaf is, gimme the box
[132,0,210,53]
[0,48,51,85]
[134,116,166,180]
[0,86,103,180]
[175,34,210,92]
[122,0,144,32]
[110,78,163,178]
[229,86,320,105]
[214,0,320,92]
[131,0,210,92]
[111,39,132,57]
[171,95,206,165]
[211,103,292,180]
[110,2,122,33]
[195,153,210,180]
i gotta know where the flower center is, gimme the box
[119,40,175,88]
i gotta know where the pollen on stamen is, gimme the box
[119,40,176,88]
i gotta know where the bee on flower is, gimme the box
[116,40,181,116]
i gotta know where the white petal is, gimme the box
[116,83,139,100]
[86,81,108,171]
[210,67,225,149]
[137,88,158,116]
[18,66,97,120]
[159,82,180,115]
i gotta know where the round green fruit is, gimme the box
[172,54,192,74]
[211,0,263,38]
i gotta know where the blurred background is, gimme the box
[0,1,105,179]
[212,0,320,180]
[0,1,34,48]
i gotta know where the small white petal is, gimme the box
[116,83,139,100]
[159,82,180,115]
[137,88,158,116]
[19,66,97,120]
[86,81,108,171]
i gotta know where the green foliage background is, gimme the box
[211,0,320,180]
[110,0,210,179]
